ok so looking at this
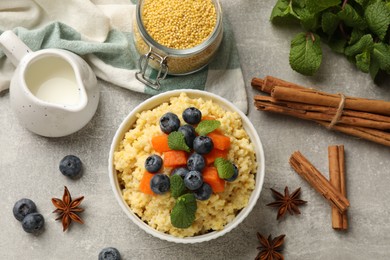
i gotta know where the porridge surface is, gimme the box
[114,93,257,237]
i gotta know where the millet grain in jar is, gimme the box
[134,0,223,75]
[142,0,217,49]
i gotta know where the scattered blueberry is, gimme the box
[21,213,44,234]
[150,174,170,194]
[159,112,180,134]
[194,183,212,200]
[187,153,206,172]
[59,155,82,179]
[98,247,121,260]
[178,124,196,148]
[145,154,163,173]
[184,170,203,190]
[171,167,189,178]
[193,136,214,154]
[182,107,202,125]
[13,198,37,222]
[225,164,239,182]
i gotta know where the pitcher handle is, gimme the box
[0,31,32,67]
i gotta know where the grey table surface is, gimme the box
[1,0,390,259]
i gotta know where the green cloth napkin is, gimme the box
[0,0,248,113]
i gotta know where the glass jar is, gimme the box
[134,0,223,89]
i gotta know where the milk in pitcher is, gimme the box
[24,56,80,106]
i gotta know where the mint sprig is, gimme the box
[214,157,234,179]
[195,120,221,136]
[170,193,197,229]
[168,131,190,152]
[170,174,187,199]
[270,0,390,82]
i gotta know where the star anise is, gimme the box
[51,186,84,231]
[266,186,307,220]
[256,233,285,260]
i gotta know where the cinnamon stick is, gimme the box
[271,86,390,116]
[254,95,390,130]
[254,97,390,146]
[316,121,390,147]
[328,145,348,230]
[289,151,350,213]
[251,76,305,93]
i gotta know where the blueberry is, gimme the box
[59,155,82,179]
[21,213,44,234]
[159,112,180,134]
[184,171,203,190]
[171,167,189,178]
[150,174,170,194]
[98,247,121,260]
[182,107,202,125]
[178,124,196,148]
[225,164,239,182]
[13,198,37,222]
[145,154,163,173]
[193,136,214,154]
[194,183,212,200]
[187,153,206,172]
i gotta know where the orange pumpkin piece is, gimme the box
[151,134,171,153]
[202,115,216,121]
[207,132,231,150]
[210,128,224,135]
[202,167,225,193]
[139,171,155,195]
[163,150,188,167]
[204,148,228,165]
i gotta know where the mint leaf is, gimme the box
[305,0,341,14]
[214,157,234,179]
[355,0,369,7]
[270,0,299,23]
[328,33,347,53]
[356,51,371,73]
[322,12,340,36]
[365,1,390,40]
[372,43,390,71]
[349,28,365,45]
[170,174,187,199]
[369,56,381,80]
[296,8,320,31]
[338,4,367,29]
[168,132,190,152]
[195,120,221,136]
[289,32,322,76]
[344,34,373,57]
[170,193,197,229]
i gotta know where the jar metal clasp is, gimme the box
[135,47,168,90]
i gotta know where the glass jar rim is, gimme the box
[136,0,223,56]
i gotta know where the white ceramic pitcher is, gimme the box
[0,30,100,137]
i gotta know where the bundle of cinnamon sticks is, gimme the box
[252,76,390,147]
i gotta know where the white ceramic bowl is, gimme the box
[108,89,265,243]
